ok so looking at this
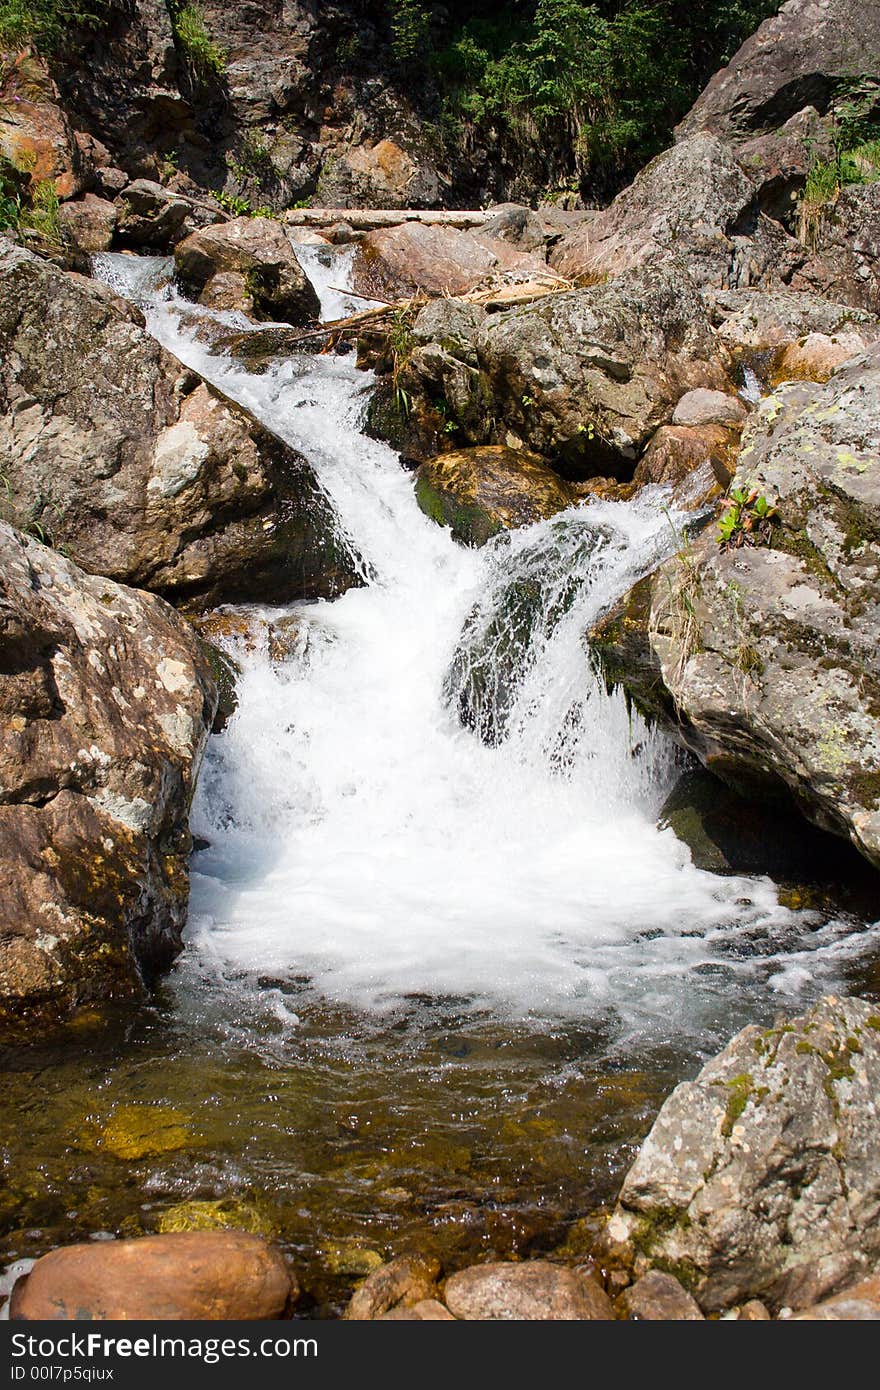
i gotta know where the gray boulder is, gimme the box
[0,522,216,1038]
[115,178,227,251]
[603,995,880,1312]
[0,240,358,609]
[174,216,320,324]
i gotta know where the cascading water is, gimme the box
[1,246,876,1306]
[92,248,878,1050]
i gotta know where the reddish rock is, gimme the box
[380,1299,456,1320]
[10,1233,293,1321]
[443,1261,614,1321]
[622,1270,704,1320]
[634,424,737,490]
[175,217,319,324]
[345,1254,442,1320]
[353,222,548,300]
[793,1275,880,1320]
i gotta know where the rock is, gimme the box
[380,1298,456,1320]
[550,135,804,291]
[423,259,731,472]
[345,1254,442,1320]
[352,222,549,300]
[592,344,880,868]
[772,330,871,384]
[0,239,358,608]
[175,217,320,324]
[95,1105,192,1160]
[737,1299,771,1320]
[415,446,577,546]
[317,139,440,209]
[795,183,880,312]
[736,108,837,224]
[0,521,216,1037]
[633,425,735,491]
[793,1275,880,1320]
[58,194,117,255]
[157,1198,276,1236]
[603,996,880,1312]
[481,204,548,254]
[622,1271,704,1320]
[676,0,880,145]
[711,287,880,352]
[672,389,747,428]
[115,179,225,252]
[444,1261,614,1320]
[10,1232,292,1320]
[0,53,84,200]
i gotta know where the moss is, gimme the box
[796,1041,813,1055]
[91,1104,194,1160]
[721,1073,755,1137]
[848,769,880,811]
[158,1196,276,1236]
[866,1015,880,1030]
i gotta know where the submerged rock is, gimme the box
[443,1260,614,1320]
[415,446,577,546]
[345,1253,442,1320]
[10,1232,293,1320]
[0,521,215,1036]
[0,239,359,608]
[603,995,880,1312]
[174,216,320,324]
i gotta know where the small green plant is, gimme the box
[389,0,430,65]
[16,175,60,245]
[170,4,226,79]
[160,148,179,182]
[717,487,777,550]
[0,0,107,53]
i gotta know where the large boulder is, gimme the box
[352,222,549,300]
[415,446,578,546]
[0,240,357,608]
[590,344,880,868]
[10,1232,292,1320]
[406,260,732,475]
[677,0,880,144]
[115,178,226,251]
[603,996,880,1312]
[443,1261,614,1320]
[710,286,880,352]
[174,216,320,323]
[550,135,805,290]
[0,522,216,1037]
[794,183,880,313]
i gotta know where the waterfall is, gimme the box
[92,248,874,1050]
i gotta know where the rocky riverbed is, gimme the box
[1,0,879,1321]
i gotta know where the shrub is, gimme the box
[170,4,226,79]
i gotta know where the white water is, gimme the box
[93,250,877,1048]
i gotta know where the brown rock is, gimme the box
[10,1232,292,1321]
[0,522,217,1037]
[444,1261,614,1321]
[794,183,880,311]
[175,217,320,325]
[672,389,747,428]
[380,1299,456,1321]
[771,330,869,384]
[353,222,548,300]
[793,1275,880,1320]
[622,1271,704,1320]
[115,179,225,252]
[634,424,736,490]
[346,1254,442,1320]
[316,139,440,209]
[415,446,577,546]
[0,54,83,200]
[58,194,117,255]
[738,1299,771,1320]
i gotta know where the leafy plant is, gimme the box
[717,487,777,550]
[169,3,226,79]
[0,0,107,53]
[389,0,430,64]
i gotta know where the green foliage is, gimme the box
[211,188,272,218]
[799,79,880,244]
[717,487,777,551]
[389,0,430,64]
[0,0,106,52]
[170,4,226,79]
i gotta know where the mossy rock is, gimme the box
[415,446,576,546]
[91,1105,194,1160]
[158,1196,276,1236]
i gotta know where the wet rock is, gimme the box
[0,239,358,608]
[94,1105,193,1160]
[157,1197,276,1236]
[345,1254,442,1320]
[58,194,117,255]
[381,1298,456,1320]
[793,1275,880,1320]
[352,222,548,300]
[603,996,880,1312]
[0,521,215,1036]
[550,135,804,291]
[175,217,320,325]
[10,1232,293,1321]
[415,446,577,546]
[672,389,747,428]
[115,179,225,251]
[622,1270,704,1320]
[772,330,872,384]
[444,1261,614,1320]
